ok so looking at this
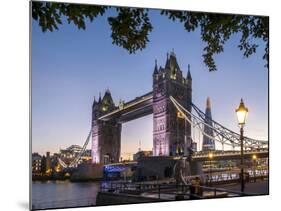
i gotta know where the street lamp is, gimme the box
[252,154,257,182]
[208,152,213,186]
[236,98,248,193]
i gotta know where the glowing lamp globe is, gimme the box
[236,99,248,126]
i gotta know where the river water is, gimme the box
[32,180,101,210]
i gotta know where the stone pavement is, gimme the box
[215,180,269,195]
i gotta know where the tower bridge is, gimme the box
[90,51,268,165]
[57,51,268,169]
[92,52,192,164]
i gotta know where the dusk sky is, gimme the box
[32,7,268,159]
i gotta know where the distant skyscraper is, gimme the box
[202,97,215,151]
[46,151,51,172]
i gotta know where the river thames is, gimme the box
[32,180,101,210]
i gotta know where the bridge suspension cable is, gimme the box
[170,96,268,150]
[58,129,92,168]
[191,102,268,148]
[171,96,234,148]
[58,157,68,168]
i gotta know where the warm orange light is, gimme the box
[252,154,257,160]
[46,169,52,174]
[236,99,248,126]
[177,111,184,119]
[208,152,213,159]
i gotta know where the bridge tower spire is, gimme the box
[187,64,192,80]
[153,59,158,75]
[98,92,102,103]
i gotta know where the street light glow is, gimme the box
[236,98,249,126]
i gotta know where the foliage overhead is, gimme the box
[32,2,269,71]
[108,8,153,53]
[161,11,269,71]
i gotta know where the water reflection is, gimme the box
[32,180,100,209]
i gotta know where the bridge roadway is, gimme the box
[98,92,153,123]
[191,149,268,161]
[104,149,268,168]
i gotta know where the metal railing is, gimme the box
[100,182,254,200]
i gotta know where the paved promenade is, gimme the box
[215,180,269,195]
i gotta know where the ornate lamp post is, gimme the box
[252,154,257,182]
[236,99,248,193]
[208,152,213,186]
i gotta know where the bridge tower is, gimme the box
[152,52,192,156]
[91,90,121,164]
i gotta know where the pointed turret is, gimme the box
[92,96,97,107]
[153,59,158,75]
[102,89,113,103]
[101,89,115,113]
[105,88,111,95]
[159,65,164,72]
[206,96,211,109]
[165,52,170,69]
[92,95,101,121]
[98,92,102,103]
[166,50,180,70]
[187,64,192,80]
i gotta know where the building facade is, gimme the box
[32,153,42,174]
[59,145,92,166]
[133,150,153,161]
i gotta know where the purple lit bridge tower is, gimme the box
[91,52,193,164]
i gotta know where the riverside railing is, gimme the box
[100,182,255,200]
[204,171,268,185]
